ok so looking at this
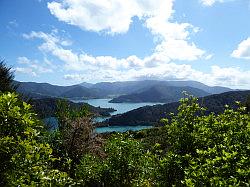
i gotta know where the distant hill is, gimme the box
[105,90,250,126]
[30,98,116,118]
[91,80,232,95]
[59,85,105,99]
[16,81,104,99]
[15,80,233,100]
[110,85,210,103]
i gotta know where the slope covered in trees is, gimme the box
[107,90,250,126]
[1,62,249,186]
[109,85,209,103]
[1,92,249,186]
[30,97,116,118]
[16,80,233,100]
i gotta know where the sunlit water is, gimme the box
[71,98,163,115]
[44,99,162,133]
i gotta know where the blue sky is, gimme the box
[0,0,250,89]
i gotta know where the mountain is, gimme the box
[92,80,232,95]
[105,90,250,126]
[159,80,232,94]
[91,80,160,96]
[59,85,105,99]
[78,82,94,88]
[16,81,104,99]
[110,85,210,103]
[15,80,233,100]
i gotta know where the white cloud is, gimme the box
[200,0,223,6]
[47,0,209,62]
[47,0,174,34]
[16,56,53,76]
[154,39,205,61]
[200,0,235,7]
[23,30,250,88]
[63,63,250,89]
[208,66,250,86]
[8,20,18,27]
[22,0,250,88]
[231,37,250,60]
[64,74,86,81]
[15,67,37,77]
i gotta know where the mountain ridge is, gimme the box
[15,80,233,100]
[109,85,210,103]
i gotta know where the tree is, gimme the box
[246,94,250,112]
[54,99,104,176]
[0,60,17,93]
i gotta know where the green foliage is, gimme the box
[56,99,90,130]
[76,134,157,186]
[246,94,250,112]
[1,91,249,186]
[0,60,17,93]
[54,98,101,178]
[184,105,250,186]
[160,95,250,186]
[0,93,71,186]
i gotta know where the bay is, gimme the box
[44,99,163,133]
[71,98,163,115]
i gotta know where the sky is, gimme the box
[0,0,250,89]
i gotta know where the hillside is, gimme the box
[16,81,104,99]
[92,80,232,95]
[59,85,105,99]
[30,98,116,118]
[110,85,210,103]
[15,80,232,100]
[106,90,250,126]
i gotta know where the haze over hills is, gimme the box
[16,80,233,101]
[110,85,210,103]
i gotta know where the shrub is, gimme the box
[0,93,71,186]
[160,96,250,186]
[76,134,157,186]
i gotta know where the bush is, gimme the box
[160,96,250,186]
[0,93,71,186]
[76,134,157,186]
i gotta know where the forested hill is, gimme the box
[15,80,232,99]
[30,98,116,118]
[106,90,250,126]
[109,85,210,103]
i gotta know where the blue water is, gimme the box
[43,117,153,133]
[44,99,162,133]
[95,126,152,133]
[71,98,163,115]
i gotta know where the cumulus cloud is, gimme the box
[21,0,250,88]
[23,31,166,70]
[47,0,208,61]
[47,0,173,34]
[200,0,225,6]
[16,56,53,76]
[15,67,37,77]
[23,22,208,71]
[23,30,250,88]
[200,0,236,7]
[231,37,250,60]
[63,64,250,89]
